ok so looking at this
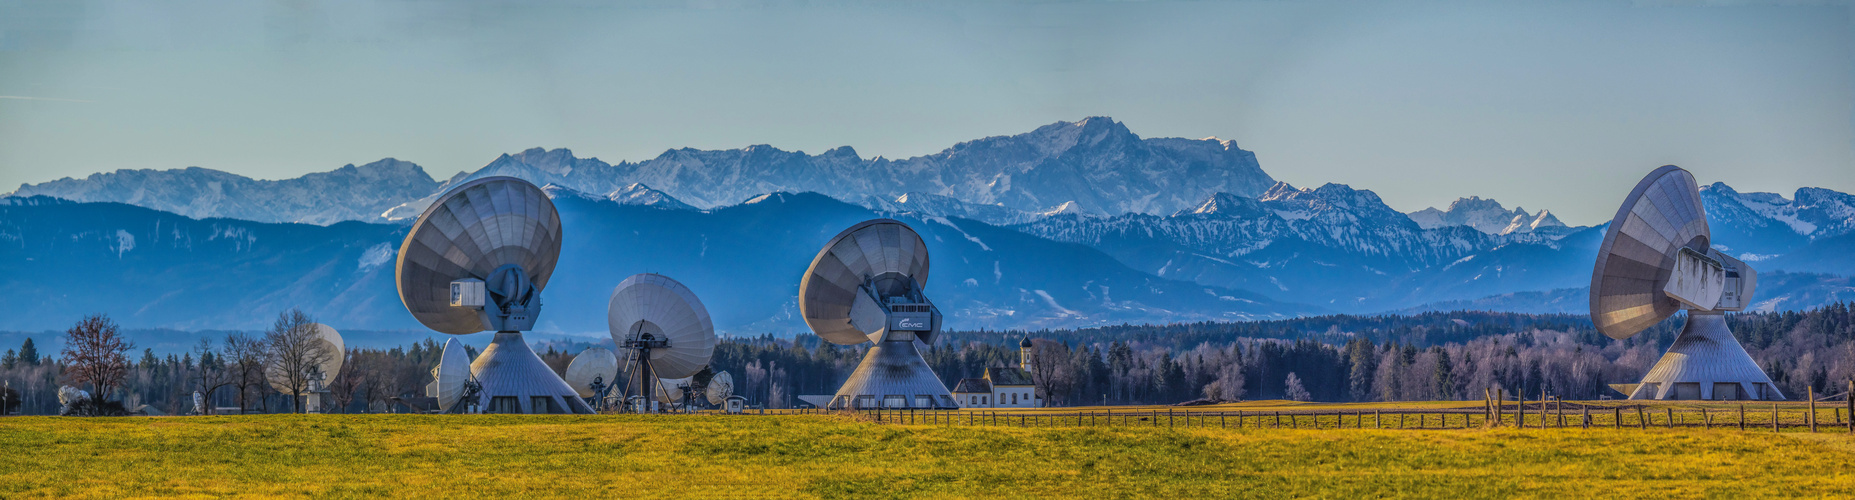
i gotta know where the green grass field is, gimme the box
[3,411,1853,499]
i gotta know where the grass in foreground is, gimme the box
[2,413,1853,498]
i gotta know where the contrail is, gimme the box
[0,95,96,103]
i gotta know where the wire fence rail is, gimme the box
[848,385,1855,433]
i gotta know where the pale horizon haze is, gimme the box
[1,0,1851,224]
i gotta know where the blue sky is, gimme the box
[0,0,1849,224]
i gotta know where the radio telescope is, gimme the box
[564,347,619,405]
[706,371,735,406]
[800,219,955,410]
[396,176,593,414]
[652,376,694,405]
[265,323,344,413]
[608,273,716,412]
[1590,165,1781,401]
[426,338,476,413]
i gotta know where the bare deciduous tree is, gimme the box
[223,332,267,413]
[60,314,133,402]
[262,309,334,413]
[326,348,362,413]
[191,338,235,414]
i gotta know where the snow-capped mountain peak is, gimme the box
[605,183,696,211]
[1409,196,1563,235]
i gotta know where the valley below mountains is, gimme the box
[4,117,1852,334]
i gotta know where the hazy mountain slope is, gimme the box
[1397,271,1855,315]
[1013,183,1585,312]
[0,197,410,331]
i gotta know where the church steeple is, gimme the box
[1019,337,1033,372]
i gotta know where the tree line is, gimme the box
[4,303,1852,414]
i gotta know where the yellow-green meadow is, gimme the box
[3,411,1853,499]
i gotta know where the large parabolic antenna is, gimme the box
[1590,165,1780,401]
[396,176,593,414]
[609,273,716,409]
[800,219,956,410]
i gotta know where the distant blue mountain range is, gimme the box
[3,117,1850,335]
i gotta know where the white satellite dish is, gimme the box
[1590,165,1780,401]
[652,377,693,405]
[427,338,474,412]
[799,219,954,410]
[609,273,716,407]
[564,347,619,398]
[396,176,593,414]
[267,323,345,393]
[706,371,735,406]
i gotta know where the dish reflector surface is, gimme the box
[706,371,734,405]
[608,273,716,379]
[396,176,562,335]
[267,323,345,393]
[563,347,619,398]
[432,338,471,411]
[1590,165,1710,340]
[798,219,931,345]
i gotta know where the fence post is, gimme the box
[1484,388,1492,425]
[1847,380,1853,433]
[1581,405,1589,429]
[1375,410,1381,429]
[1613,407,1620,429]
[1665,408,1673,428]
[1702,408,1709,430]
[1518,393,1526,429]
[1739,404,1746,431]
[1496,391,1504,427]
[1772,404,1779,432]
[1637,407,1646,429]
[1808,386,1817,433]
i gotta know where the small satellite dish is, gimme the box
[267,323,345,393]
[395,176,591,414]
[652,376,693,405]
[798,219,954,410]
[706,371,735,406]
[1590,165,1780,401]
[564,347,619,398]
[428,338,474,412]
[609,273,716,409]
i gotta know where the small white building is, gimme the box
[951,337,1042,408]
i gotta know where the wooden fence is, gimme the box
[855,384,1855,433]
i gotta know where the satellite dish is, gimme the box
[267,323,345,393]
[609,273,716,409]
[652,376,693,405]
[798,219,954,410]
[394,176,592,414]
[1590,165,1780,401]
[428,338,474,412]
[564,347,619,398]
[706,371,734,406]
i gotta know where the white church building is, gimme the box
[952,337,1042,408]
